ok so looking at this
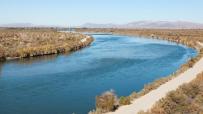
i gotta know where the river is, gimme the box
[0,35,197,114]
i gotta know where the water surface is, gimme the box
[0,35,196,114]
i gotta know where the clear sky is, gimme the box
[0,0,203,26]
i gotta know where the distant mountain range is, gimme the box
[0,23,34,27]
[0,23,63,28]
[81,21,203,29]
[1,21,203,29]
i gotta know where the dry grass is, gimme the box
[139,72,203,114]
[0,28,93,61]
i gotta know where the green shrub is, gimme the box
[119,96,131,105]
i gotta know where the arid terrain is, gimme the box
[1,28,203,114]
[78,28,203,114]
[0,28,93,61]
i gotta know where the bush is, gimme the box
[95,90,118,113]
[119,96,131,105]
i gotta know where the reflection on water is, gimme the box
[0,35,197,114]
[0,62,3,75]
[8,54,58,65]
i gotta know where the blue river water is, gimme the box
[0,35,197,114]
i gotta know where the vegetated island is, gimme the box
[0,28,93,61]
[76,28,203,114]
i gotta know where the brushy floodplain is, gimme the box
[77,28,203,114]
[0,28,93,61]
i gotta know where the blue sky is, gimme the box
[0,0,203,26]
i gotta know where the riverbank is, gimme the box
[107,51,203,114]
[77,29,203,49]
[0,28,93,61]
[138,43,203,114]
[76,28,203,114]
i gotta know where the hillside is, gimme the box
[81,21,203,29]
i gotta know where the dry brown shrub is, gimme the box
[95,90,118,113]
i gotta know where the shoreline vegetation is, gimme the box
[0,28,94,62]
[76,28,203,114]
[1,28,203,113]
[138,71,203,114]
